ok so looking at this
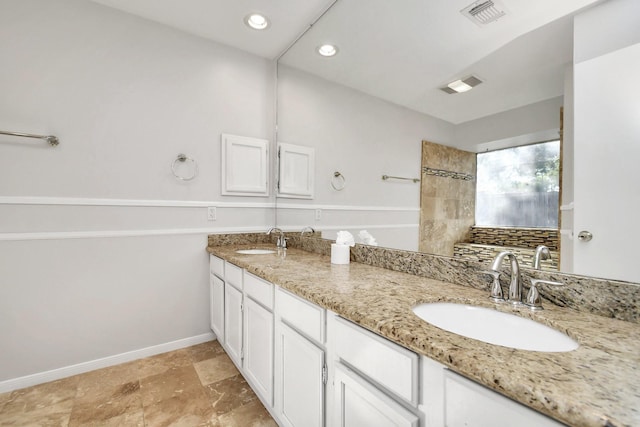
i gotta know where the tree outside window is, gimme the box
[475,141,560,228]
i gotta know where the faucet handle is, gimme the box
[482,270,504,302]
[281,237,288,249]
[525,279,564,310]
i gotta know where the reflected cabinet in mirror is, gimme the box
[275,0,640,284]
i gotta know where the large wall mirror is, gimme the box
[275,0,640,284]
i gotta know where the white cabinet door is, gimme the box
[276,322,324,427]
[244,296,274,406]
[209,274,225,342]
[334,364,419,427]
[277,142,315,199]
[221,134,269,196]
[224,283,243,368]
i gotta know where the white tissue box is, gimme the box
[331,244,350,264]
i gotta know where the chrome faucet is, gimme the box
[490,251,522,305]
[300,226,315,238]
[533,245,551,269]
[266,227,286,249]
[525,278,564,310]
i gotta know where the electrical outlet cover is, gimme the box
[207,207,217,221]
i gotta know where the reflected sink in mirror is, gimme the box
[412,302,579,352]
[235,249,276,255]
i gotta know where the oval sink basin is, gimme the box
[412,303,579,352]
[235,249,276,255]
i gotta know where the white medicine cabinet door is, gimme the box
[276,322,324,427]
[224,283,243,367]
[221,134,269,196]
[277,142,315,199]
[243,296,274,406]
[209,274,225,342]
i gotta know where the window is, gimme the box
[475,141,560,228]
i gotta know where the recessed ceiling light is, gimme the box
[440,76,483,94]
[244,13,269,30]
[447,79,473,93]
[317,44,338,57]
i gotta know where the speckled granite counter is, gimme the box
[207,245,640,427]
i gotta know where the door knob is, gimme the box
[577,230,593,242]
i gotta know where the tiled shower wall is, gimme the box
[453,243,559,270]
[419,141,476,256]
[468,226,559,250]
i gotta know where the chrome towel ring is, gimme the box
[171,153,198,181]
[331,171,346,191]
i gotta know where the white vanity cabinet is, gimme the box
[328,314,420,427]
[209,255,569,427]
[209,255,225,341]
[209,275,225,340]
[243,272,274,406]
[223,291,243,367]
[223,263,244,368]
[421,356,565,427]
[274,287,326,427]
[208,256,275,408]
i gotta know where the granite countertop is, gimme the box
[207,245,640,427]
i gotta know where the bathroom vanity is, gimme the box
[207,242,639,427]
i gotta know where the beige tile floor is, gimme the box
[0,341,278,427]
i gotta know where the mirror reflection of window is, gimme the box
[475,140,560,228]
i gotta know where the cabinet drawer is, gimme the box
[333,316,419,406]
[444,370,564,426]
[210,255,224,278]
[225,262,243,290]
[276,288,325,344]
[244,271,274,310]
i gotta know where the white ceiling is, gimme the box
[280,0,604,124]
[91,0,604,124]
[90,0,334,59]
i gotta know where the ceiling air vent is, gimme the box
[440,75,483,94]
[461,0,507,26]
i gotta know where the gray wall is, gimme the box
[0,0,274,389]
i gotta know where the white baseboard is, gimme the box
[0,332,215,393]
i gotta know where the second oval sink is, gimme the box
[235,249,276,255]
[412,302,579,352]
